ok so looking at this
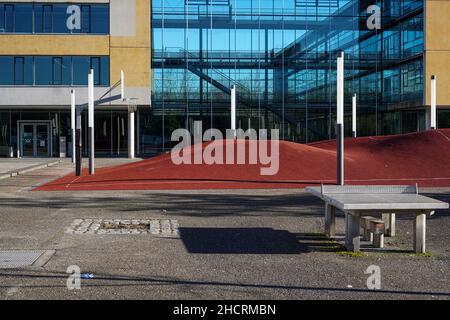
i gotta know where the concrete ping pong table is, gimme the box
[307,185,449,253]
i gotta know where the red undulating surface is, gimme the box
[35,129,450,191]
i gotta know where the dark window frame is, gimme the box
[90,57,101,85]
[14,56,25,85]
[14,3,33,33]
[4,4,14,32]
[0,4,4,32]
[81,5,91,34]
[52,57,63,85]
[42,4,53,33]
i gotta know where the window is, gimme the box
[0,5,4,32]
[4,4,13,32]
[53,5,69,33]
[53,57,63,85]
[100,57,110,86]
[61,57,72,85]
[15,4,33,33]
[35,57,53,85]
[43,5,53,33]
[14,57,24,85]
[2,56,33,85]
[72,57,91,85]
[0,3,109,34]
[34,4,54,32]
[0,56,109,86]
[34,5,43,32]
[24,57,33,85]
[81,5,90,33]
[91,5,109,34]
[35,4,53,33]
[0,55,109,86]
[0,57,14,85]
[91,57,100,85]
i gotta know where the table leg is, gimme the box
[345,213,361,252]
[414,213,427,254]
[325,204,336,238]
[382,213,396,237]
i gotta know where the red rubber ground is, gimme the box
[35,129,450,191]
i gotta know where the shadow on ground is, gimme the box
[0,193,325,218]
[1,191,449,218]
[179,228,343,254]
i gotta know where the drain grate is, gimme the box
[0,250,46,269]
[65,219,179,237]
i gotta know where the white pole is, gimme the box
[71,90,76,163]
[337,53,344,126]
[75,105,82,176]
[337,51,345,186]
[231,84,237,135]
[128,108,135,159]
[121,70,125,101]
[88,70,95,174]
[352,93,357,138]
[431,75,437,130]
[88,71,94,129]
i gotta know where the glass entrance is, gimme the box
[36,124,49,157]
[20,123,51,157]
[112,113,128,156]
[21,124,34,157]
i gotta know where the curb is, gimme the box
[0,160,63,181]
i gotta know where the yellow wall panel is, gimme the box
[110,0,150,48]
[109,0,151,88]
[110,47,150,87]
[425,0,450,106]
[0,35,110,56]
[425,51,450,106]
[425,0,450,51]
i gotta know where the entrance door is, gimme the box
[21,124,34,157]
[112,113,128,156]
[20,123,51,157]
[36,124,50,157]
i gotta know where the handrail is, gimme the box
[155,47,329,139]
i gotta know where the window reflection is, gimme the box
[151,0,425,144]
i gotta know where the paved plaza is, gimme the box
[0,161,449,300]
[0,158,61,180]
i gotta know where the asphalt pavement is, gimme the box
[0,161,449,300]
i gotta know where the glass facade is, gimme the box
[150,0,425,152]
[0,110,129,157]
[0,2,109,34]
[0,56,110,86]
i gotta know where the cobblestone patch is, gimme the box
[65,219,179,238]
